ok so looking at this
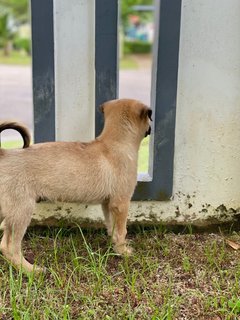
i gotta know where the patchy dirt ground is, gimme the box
[1,226,240,319]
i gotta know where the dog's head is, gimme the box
[100,99,152,141]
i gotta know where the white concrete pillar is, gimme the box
[54,0,95,142]
[175,0,240,209]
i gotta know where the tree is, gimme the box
[0,0,28,55]
[120,0,153,28]
[0,0,29,24]
[0,7,15,55]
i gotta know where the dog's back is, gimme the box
[0,141,116,204]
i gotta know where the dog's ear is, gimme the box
[140,107,152,121]
[148,109,152,121]
[99,104,105,113]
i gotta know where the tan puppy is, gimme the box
[0,99,152,272]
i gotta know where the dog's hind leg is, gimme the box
[108,199,133,255]
[0,200,42,273]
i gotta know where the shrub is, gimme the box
[13,37,31,54]
[123,40,152,54]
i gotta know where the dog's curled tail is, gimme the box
[0,121,31,148]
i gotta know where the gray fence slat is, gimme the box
[31,0,55,143]
[95,0,119,137]
[134,0,182,200]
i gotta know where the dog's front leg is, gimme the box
[108,199,133,255]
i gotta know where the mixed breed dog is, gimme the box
[0,99,152,272]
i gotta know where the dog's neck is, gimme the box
[97,123,143,151]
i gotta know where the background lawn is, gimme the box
[1,139,24,149]
[0,51,138,69]
[0,50,31,65]
[119,55,139,69]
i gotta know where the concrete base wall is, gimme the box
[33,198,240,228]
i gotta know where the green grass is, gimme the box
[119,55,138,70]
[0,49,141,70]
[0,140,24,149]
[1,228,240,319]
[138,137,149,173]
[0,50,137,69]
[0,50,31,65]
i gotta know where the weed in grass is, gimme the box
[182,251,191,273]
[76,227,116,294]
[160,241,170,257]
[228,298,240,315]
[204,239,226,270]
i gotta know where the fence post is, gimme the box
[134,0,182,200]
[31,0,55,143]
[95,0,119,137]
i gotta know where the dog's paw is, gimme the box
[33,265,47,274]
[114,243,133,256]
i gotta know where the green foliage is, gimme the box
[13,37,30,54]
[124,40,152,54]
[0,0,29,55]
[0,0,29,24]
[0,13,15,55]
[0,13,8,42]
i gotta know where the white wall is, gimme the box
[35,0,240,226]
[175,0,240,208]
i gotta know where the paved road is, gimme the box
[0,65,33,140]
[119,69,151,106]
[0,65,151,141]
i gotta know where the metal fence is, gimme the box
[31,0,182,201]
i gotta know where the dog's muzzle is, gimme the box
[145,126,151,137]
